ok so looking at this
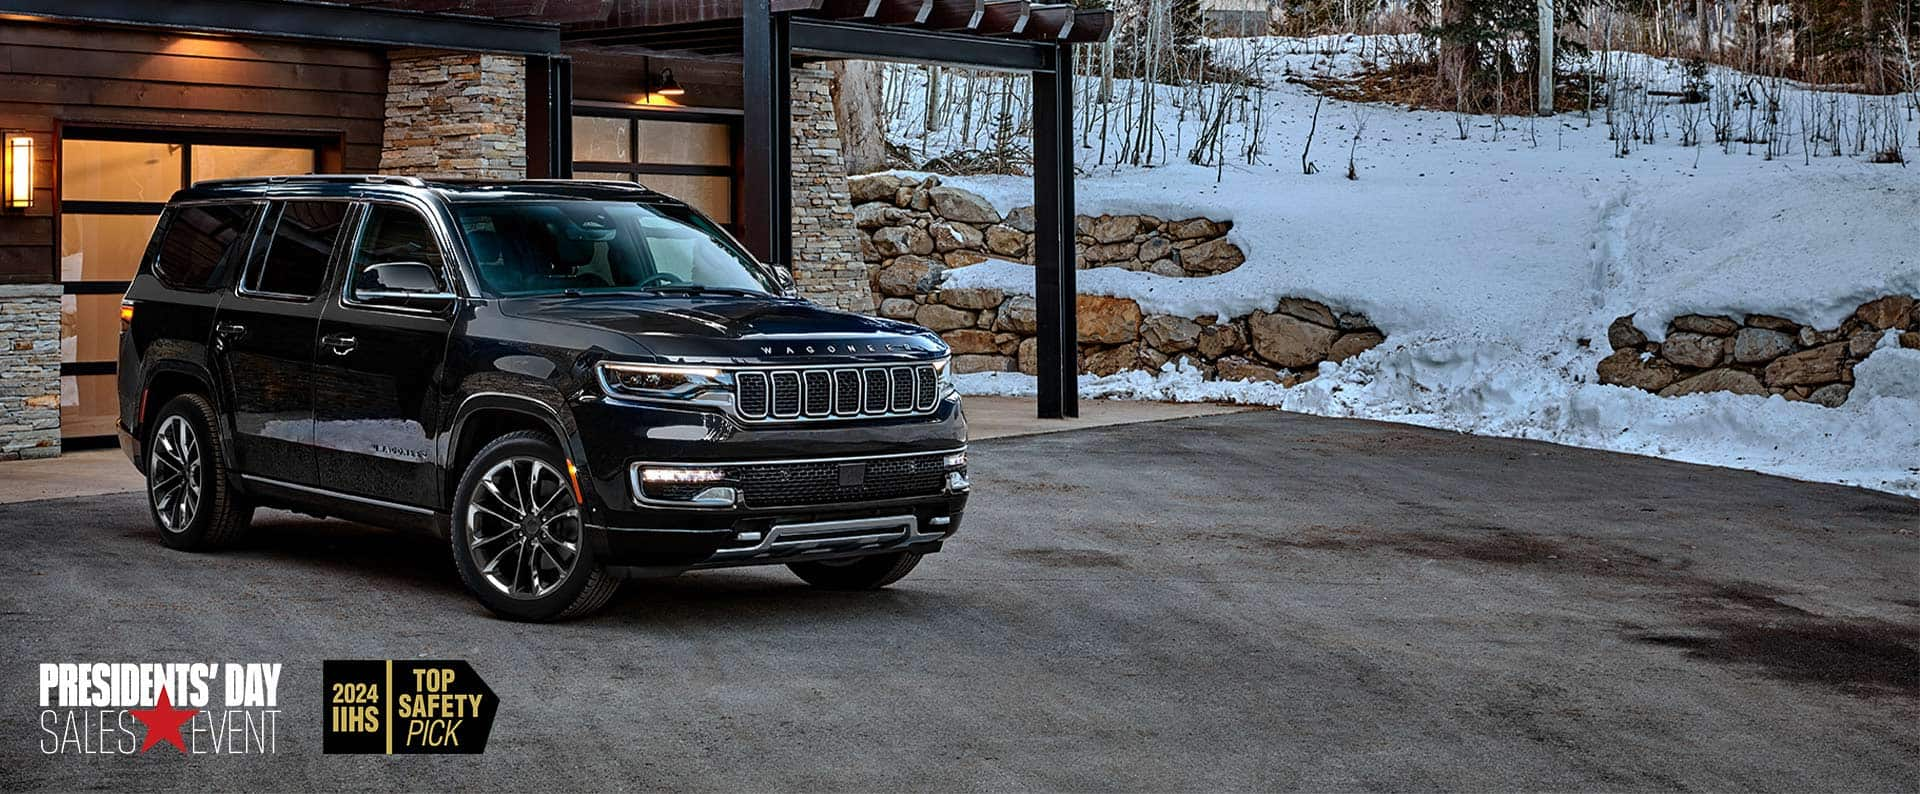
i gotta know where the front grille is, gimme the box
[635,452,958,509]
[734,363,941,423]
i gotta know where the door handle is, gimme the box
[320,333,357,355]
[214,322,247,339]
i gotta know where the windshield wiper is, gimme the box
[640,285,768,298]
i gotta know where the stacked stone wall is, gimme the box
[0,285,61,460]
[381,50,527,179]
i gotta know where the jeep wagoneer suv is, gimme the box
[117,176,968,621]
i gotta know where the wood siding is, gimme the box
[0,21,388,283]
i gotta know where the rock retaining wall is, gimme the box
[1598,296,1920,407]
[849,174,1246,300]
[881,278,1386,381]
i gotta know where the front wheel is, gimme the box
[449,431,619,621]
[788,551,923,590]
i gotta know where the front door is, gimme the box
[212,200,350,486]
[312,201,456,508]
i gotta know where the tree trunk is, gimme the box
[828,60,890,175]
[1439,0,1478,106]
[1696,0,1711,56]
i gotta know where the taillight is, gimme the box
[119,300,135,328]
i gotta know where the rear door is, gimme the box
[211,199,351,486]
[311,200,459,509]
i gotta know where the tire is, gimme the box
[145,394,253,551]
[788,551,923,590]
[449,430,619,621]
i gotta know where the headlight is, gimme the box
[932,357,958,398]
[597,362,733,409]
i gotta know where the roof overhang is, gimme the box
[0,0,564,54]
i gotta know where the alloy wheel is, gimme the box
[149,415,203,533]
[465,456,584,599]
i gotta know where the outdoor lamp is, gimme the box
[3,133,30,210]
[655,69,685,96]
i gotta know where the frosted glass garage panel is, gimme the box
[572,116,631,162]
[190,145,316,183]
[635,119,730,166]
[60,213,159,282]
[60,293,124,364]
[62,140,182,202]
[636,175,732,223]
[60,374,118,439]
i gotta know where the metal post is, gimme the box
[1031,45,1077,419]
[742,0,792,267]
[526,55,575,178]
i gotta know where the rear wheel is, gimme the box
[450,431,619,621]
[145,394,253,550]
[788,551,923,590]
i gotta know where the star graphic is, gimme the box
[129,687,199,753]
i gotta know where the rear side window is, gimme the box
[153,203,260,291]
[247,201,349,299]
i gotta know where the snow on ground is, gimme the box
[889,36,1920,497]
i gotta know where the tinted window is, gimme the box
[249,201,348,298]
[153,203,260,290]
[452,200,774,297]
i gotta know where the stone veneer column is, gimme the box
[788,67,877,314]
[0,284,62,460]
[381,50,527,179]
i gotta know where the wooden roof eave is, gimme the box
[1062,8,1112,43]
[1022,3,1073,40]
[922,0,985,30]
[975,0,1029,37]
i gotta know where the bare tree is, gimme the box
[829,60,892,174]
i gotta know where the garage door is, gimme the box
[58,131,322,441]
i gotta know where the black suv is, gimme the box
[117,176,968,621]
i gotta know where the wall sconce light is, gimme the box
[3,133,32,210]
[654,69,685,97]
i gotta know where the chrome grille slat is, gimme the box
[731,363,942,423]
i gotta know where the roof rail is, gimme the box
[189,174,430,189]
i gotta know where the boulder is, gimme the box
[1607,316,1647,351]
[914,304,976,332]
[1147,259,1185,277]
[1087,215,1152,244]
[1670,314,1741,336]
[1807,383,1853,408]
[984,225,1027,257]
[1247,311,1338,368]
[1141,315,1202,352]
[1214,356,1285,383]
[940,287,1004,311]
[952,354,1014,374]
[1744,314,1801,333]
[1137,236,1175,263]
[877,297,918,320]
[1658,368,1766,398]
[1196,322,1248,359]
[1764,342,1850,387]
[977,307,997,330]
[930,221,984,253]
[1277,297,1338,328]
[1660,332,1727,369]
[1017,337,1039,375]
[1731,327,1796,364]
[1855,295,1916,330]
[943,251,989,268]
[873,256,939,297]
[995,295,1038,335]
[1902,331,1920,350]
[1003,205,1037,233]
[927,186,1000,224]
[872,226,934,257]
[847,174,902,204]
[941,328,999,355]
[1597,350,1680,392]
[1847,331,1883,358]
[1082,344,1141,376]
[854,201,910,230]
[1180,238,1246,274]
[1799,326,1844,348]
[1327,331,1387,362]
[1076,295,1142,345]
[1165,217,1229,240]
[1337,312,1375,331]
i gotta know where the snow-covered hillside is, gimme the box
[890,37,1920,497]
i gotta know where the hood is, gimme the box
[494,293,948,365]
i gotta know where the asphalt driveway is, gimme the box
[3,410,1916,791]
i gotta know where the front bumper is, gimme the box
[593,501,965,576]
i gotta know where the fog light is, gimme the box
[943,451,967,469]
[641,467,726,483]
[945,471,970,493]
[690,486,738,507]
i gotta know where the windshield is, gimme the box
[453,200,778,297]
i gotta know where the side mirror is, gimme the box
[771,265,798,298]
[355,262,454,304]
